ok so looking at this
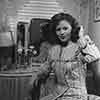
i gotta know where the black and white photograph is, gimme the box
[0,0,100,100]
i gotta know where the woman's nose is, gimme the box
[60,30,65,35]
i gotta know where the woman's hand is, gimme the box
[78,25,87,49]
[79,25,84,38]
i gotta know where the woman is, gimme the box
[32,13,100,100]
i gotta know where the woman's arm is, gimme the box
[78,26,100,95]
[78,26,100,63]
[80,35,100,63]
[35,42,52,80]
[37,60,52,79]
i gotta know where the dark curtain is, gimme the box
[28,18,50,45]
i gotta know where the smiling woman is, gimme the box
[55,20,72,42]
[32,12,100,100]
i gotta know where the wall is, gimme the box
[88,0,100,49]
[56,0,80,20]
[57,0,89,33]
[0,0,24,31]
[88,0,100,96]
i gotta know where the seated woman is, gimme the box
[32,12,100,100]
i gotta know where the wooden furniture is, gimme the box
[0,66,40,100]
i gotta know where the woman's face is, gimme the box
[56,20,72,42]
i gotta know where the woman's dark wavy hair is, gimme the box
[41,12,80,45]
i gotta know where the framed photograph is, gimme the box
[94,0,100,22]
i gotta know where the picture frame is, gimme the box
[94,0,100,22]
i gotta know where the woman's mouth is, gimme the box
[59,36,65,39]
[58,35,70,42]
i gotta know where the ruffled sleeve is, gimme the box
[78,35,100,63]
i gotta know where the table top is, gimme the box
[0,63,42,77]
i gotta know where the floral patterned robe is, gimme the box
[36,38,100,100]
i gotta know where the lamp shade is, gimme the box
[0,32,14,47]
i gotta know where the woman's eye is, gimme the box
[56,28,61,31]
[63,27,68,30]
[56,27,68,31]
